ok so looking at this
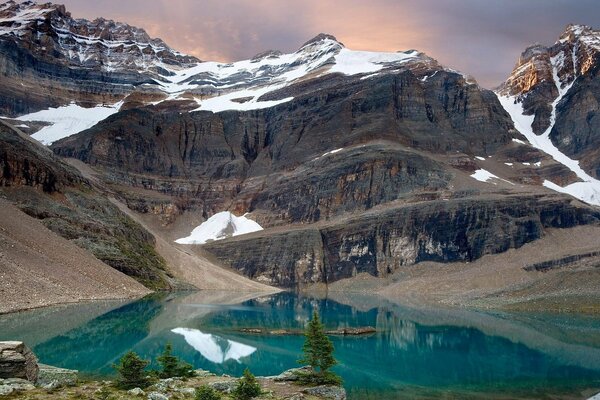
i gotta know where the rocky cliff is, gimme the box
[0,120,171,290]
[203,194,600,288]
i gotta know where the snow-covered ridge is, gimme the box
[155,36,434,112]
[0,0,198,71]
[175,211,264,245]
[496,45,600,206]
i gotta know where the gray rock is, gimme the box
[194,369,216,378]
[272,366,313,382]
[128,387,146,396]
[208,379,238,393]
[0,378,36,396]
[0,385,14,396]
[0,341,39,382]
[37,364,78,387]
[303,385,346,400]
[176,387,196,396]
[42,380,60,390]
[148,392,169,400]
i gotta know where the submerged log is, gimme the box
[237,327,376,336]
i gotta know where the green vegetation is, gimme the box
[113,351,151,389]
[297,311,342,386]
[195,385,222,400]
[232,368,262,400]
[157,343,195,378]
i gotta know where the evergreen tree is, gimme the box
[232,368,262,400]
[298,311,342,385]
[157,343,195,378]
[113,351,151,389]
[299,311,337,373]
[157,343,179,378]
[195,384,222,400]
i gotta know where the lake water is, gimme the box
[1,291,600,399]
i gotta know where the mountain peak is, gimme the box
[0,0,199,71]
[299,33,344,50]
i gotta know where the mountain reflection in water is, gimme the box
[172,327,256,364]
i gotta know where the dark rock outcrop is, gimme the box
[204,194,600,288]
[0,342,38,382]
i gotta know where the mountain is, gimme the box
[0,0,198,117]
[1,1,599,311]
[496,24,600,205]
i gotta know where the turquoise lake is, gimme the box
[1,291,600,399]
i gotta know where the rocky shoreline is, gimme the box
[0,342,346,399]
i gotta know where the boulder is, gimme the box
[208,379,238,393]
[0,377,36,395]
[303,385,347,400]
[37,364,78,387]
[0,341,38,382]
[147,392,169,400]
[128,387,146,396]
[272,366,313,382]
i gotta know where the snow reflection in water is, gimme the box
[172,327,256,364]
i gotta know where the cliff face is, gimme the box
[52,68,513,224]
[203,194,600,288]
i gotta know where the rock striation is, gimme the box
[0,341,38,382]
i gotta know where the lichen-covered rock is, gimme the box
[272,367,313,382]
[37,364,78,387]
[208,379,238,393]
[303,385,346,400]
[0,378,36,395]
[128,387,146,396]
[0,342,38,382]
[147,391,169,400]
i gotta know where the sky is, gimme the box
[59,0,600,88]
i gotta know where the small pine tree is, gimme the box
[232,368,262,400]
[113,351,151,389]
[157,343,179,378]
[195,384,222,400]
[298,311,342,385]
[157,343,195,378]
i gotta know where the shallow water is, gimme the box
[1,292,600,399]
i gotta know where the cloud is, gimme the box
[60,0,600,88]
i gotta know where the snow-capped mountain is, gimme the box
[497,24,599,133]
[152,33,447,112]
[0,0,198,72]
[496,24,600,205]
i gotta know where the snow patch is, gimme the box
[512,138,527,145]
[330,48,417,75]
[475,156,486,161]
[175,211,263,245]
[17,102,123,145]
[470,169,514,185]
